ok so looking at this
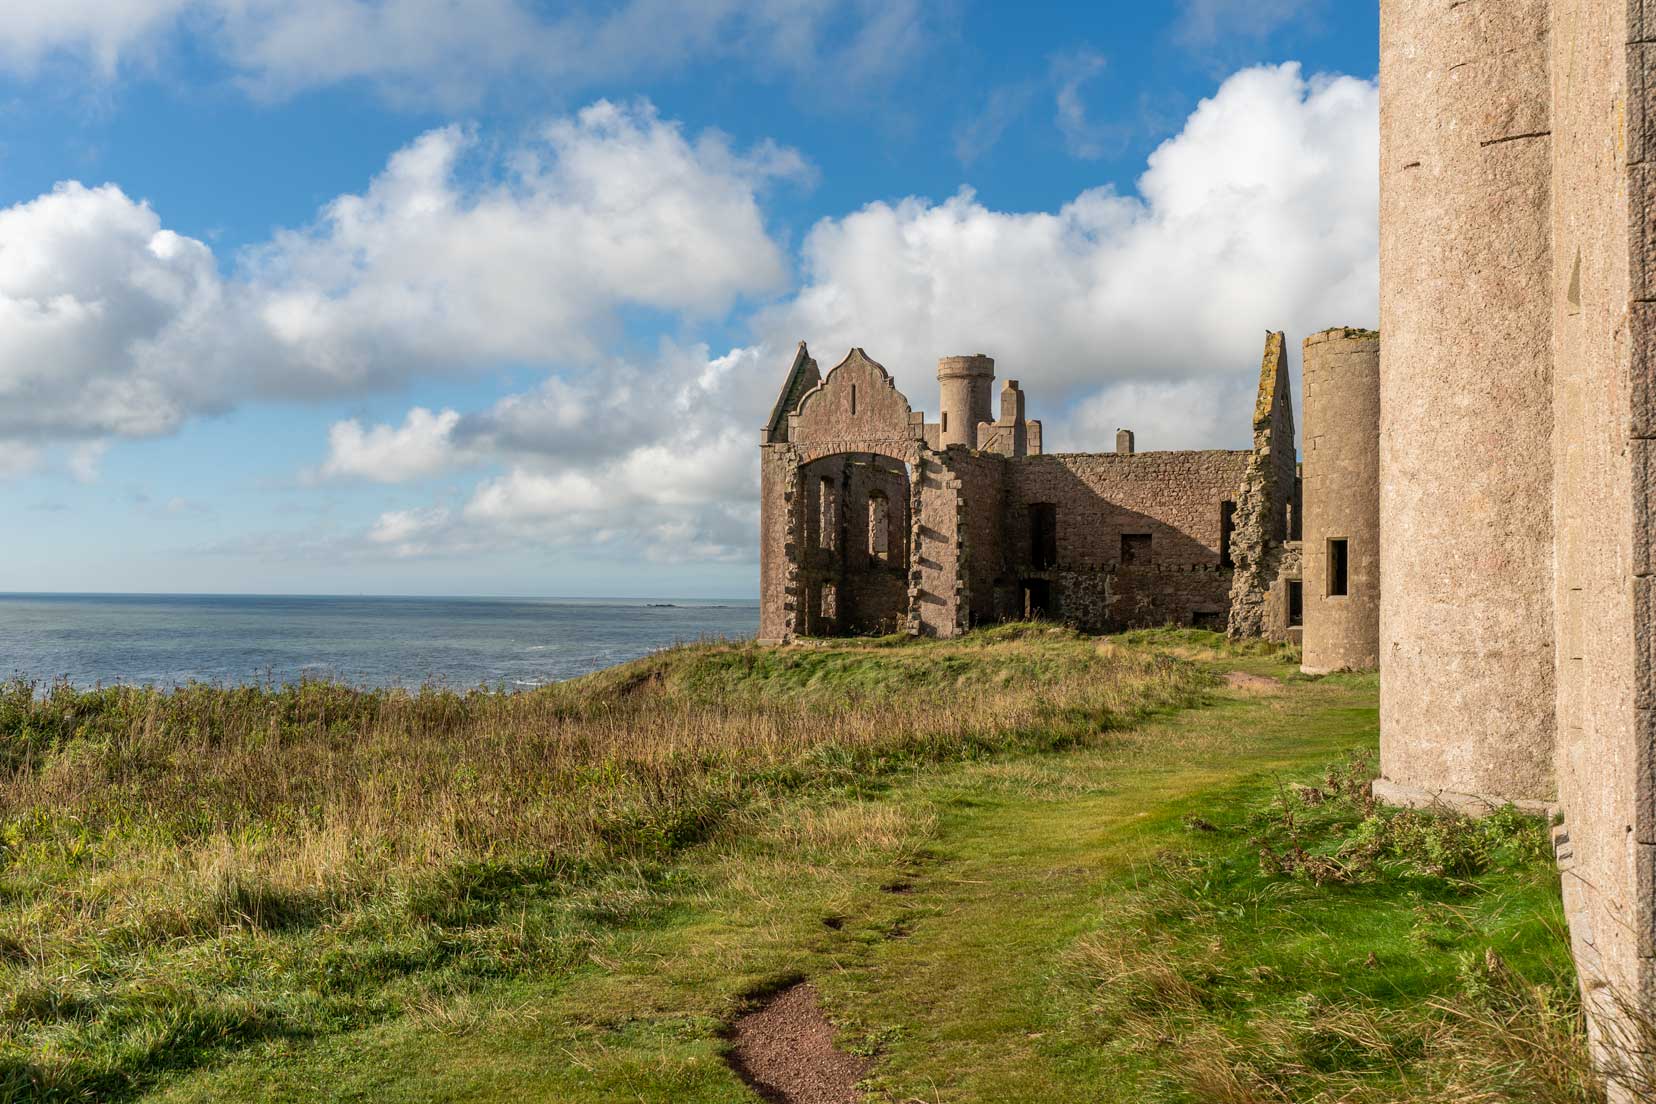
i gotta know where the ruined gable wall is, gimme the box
[1227,333,1296,638]
[788,349,920,463]
[1006,451,1249,630]
[1378,0,1557,807]
[1549,0,1646,1064]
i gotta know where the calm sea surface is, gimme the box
[0,594,759,689]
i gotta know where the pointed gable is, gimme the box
[763,342,821,443]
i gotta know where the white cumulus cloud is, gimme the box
[762,62,1377,451]
[320,407,465,483]
[325,341,775,562]
[0,182,228,442]
[0,100,800,449]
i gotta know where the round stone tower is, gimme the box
[1376,0,1555,808]
[1301,328,1380,675]
[936,355,995,449]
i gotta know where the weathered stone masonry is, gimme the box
[1301,329,1380,675]
[758,335,1301,643]
[1377,0,1656,1082]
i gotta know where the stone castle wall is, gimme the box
[1548,0,1649,1073]
[1003,451,1250,570]
[945,449,1008,631]
[1378,0,1557,808]
[1300,329,1380,673]
[908,450,960,638]
[1380,0,1656,1077]
[997,450,1251,631]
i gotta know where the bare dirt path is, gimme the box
[726,983,870,1104]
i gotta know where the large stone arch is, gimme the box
[794,450,914,636]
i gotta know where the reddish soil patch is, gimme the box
[727,983,870,1104]
[1224,670,1279,693]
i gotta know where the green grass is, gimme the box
[0,628,1592,1103]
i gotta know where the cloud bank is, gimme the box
[0,100,799,442]
[305,63,1378,563]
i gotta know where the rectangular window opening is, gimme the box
[817,477,835,552]
[941,411,948,433]
[1022,579,1053,620]
[1219,500,1236,568]
[868,491,889,562]
[1288,580,1304,627]
[1029,503,1058,569]
[1327,539,1348,597]
[1121,533,1152,566]
[850,384,857,415]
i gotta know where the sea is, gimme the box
[0,594,760,690]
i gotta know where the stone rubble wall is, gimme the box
[909,451,962,637]
[997,449,1252,630]
[942,449,1008,631]
[1264,540,1303,646]
[1227,332,1298,638]
[758,444,801,643]
[1004,451,1252,568]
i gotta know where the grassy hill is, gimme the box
[0,628,1596,1102]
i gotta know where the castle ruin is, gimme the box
[759,0,1656,1082]
[757,335,1313,645]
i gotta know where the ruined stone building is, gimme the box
[757,333,1318,645]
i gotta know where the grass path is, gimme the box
[147,652,1389,1103]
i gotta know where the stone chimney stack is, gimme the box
[937,354,995,448]
[1116,429,1135,455]
[1000,380,1027,457]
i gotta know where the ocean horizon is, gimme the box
[0,592,760,690]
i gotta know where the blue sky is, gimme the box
[0,0,1379,598]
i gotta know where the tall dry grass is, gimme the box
[0,631,1205,1100]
